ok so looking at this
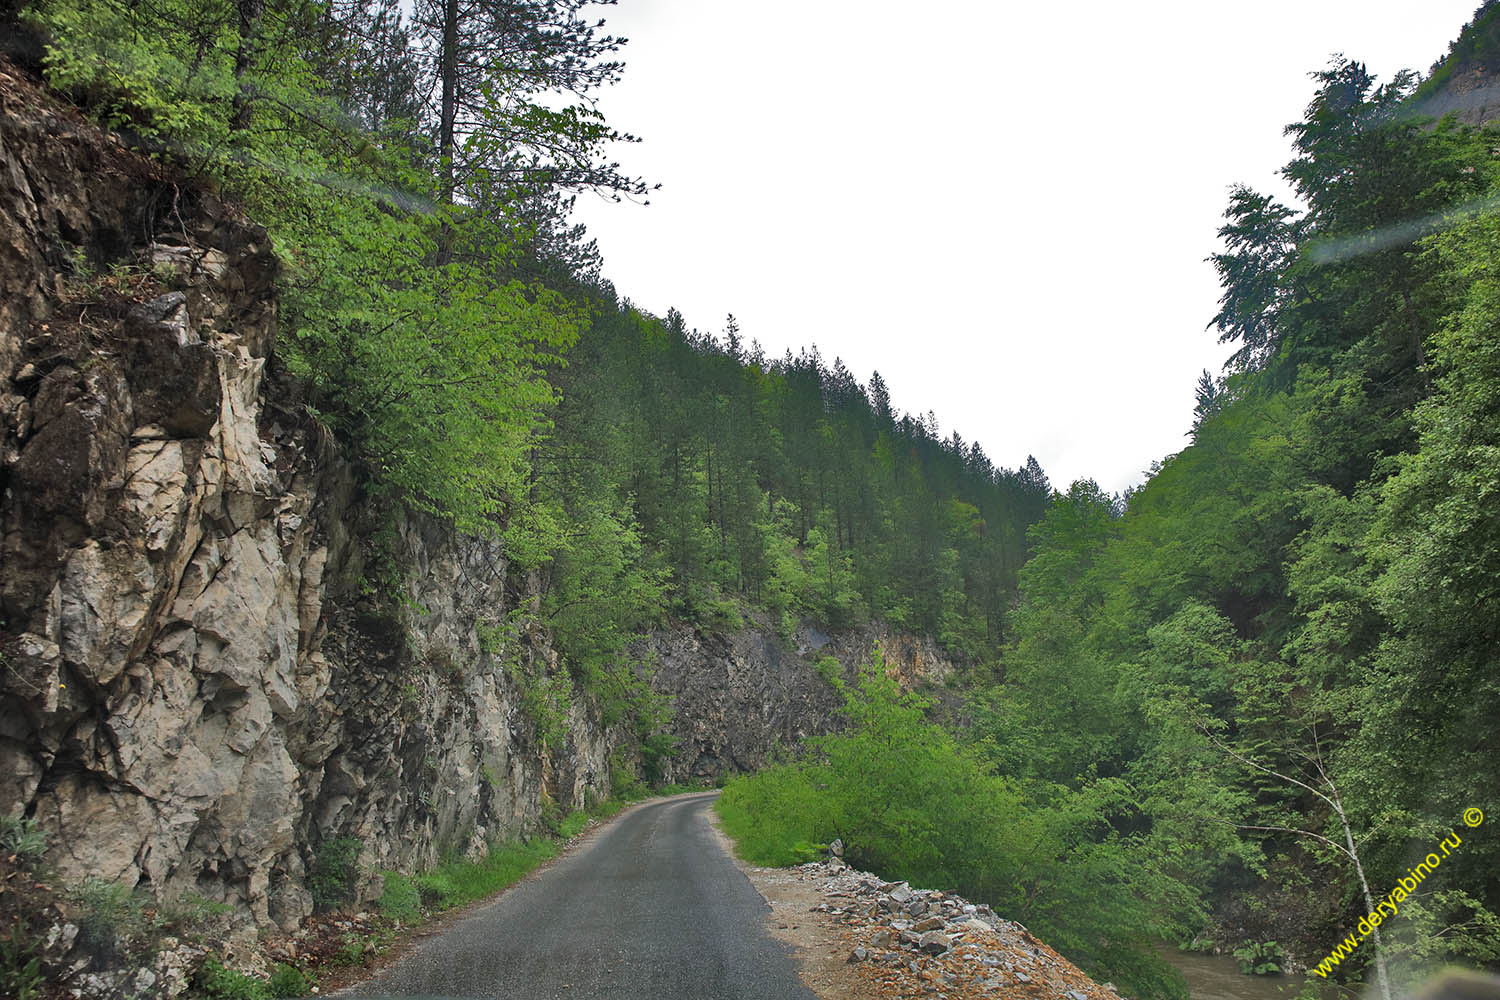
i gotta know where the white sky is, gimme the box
[571,1,1481,495]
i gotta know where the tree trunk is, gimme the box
[229,0,267,132]
[1331,786,1394,1000]
[438,0,459,203]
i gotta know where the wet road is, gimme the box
[342,792,817,1000]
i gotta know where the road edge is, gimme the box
[322,790,718,996]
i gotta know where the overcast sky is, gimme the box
[570,1,1481,494]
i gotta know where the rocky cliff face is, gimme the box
[0,63,959,984]
[0,64,624,952]
[644,623,958,782]
[1411,5,1500,126]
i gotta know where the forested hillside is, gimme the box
[547,300,1053,651]
[721,15,1500,1000]
[8,1,1500,1000]
[997,44,1500,987]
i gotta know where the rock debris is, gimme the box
[779,857,1125,1000]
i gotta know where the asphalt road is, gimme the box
[341,792,818,1000]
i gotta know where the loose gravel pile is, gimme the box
[790,853,1127,1000]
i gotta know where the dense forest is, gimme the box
[9,0,1500,999]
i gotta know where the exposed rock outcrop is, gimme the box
[642,622,958,782]
[0,64,622,956]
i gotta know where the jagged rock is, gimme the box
[914,915,945,932]
[635,623,958,783]
[919,931,951,955]
[43,921,78,955]
[847,946,868,963]
[152,941,204,999]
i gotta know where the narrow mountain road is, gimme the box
[342,792,818,1000]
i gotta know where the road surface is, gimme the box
[342,792,818,1000]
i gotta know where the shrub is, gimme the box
[266,963,313,999]
[1233,940,1282,975]
[73,878,149,963]
[154,891,233,941]
[556,811,589,839]
[715,652,1192,1000]
[609,755,647,803]
[308,838,362,911]
[0,922,42,1000]
[377,872,421,925]
[413,840,557,911]
[0,818,47,868]
[197,958,270,1000]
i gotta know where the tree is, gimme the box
[1191,369,1222,430]
[413,0,653,204]
[1207,186,1302,375]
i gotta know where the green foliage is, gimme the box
[1414,3,1500,101]
[266,963,314,999]
[377,872,421,925]
[717,654,1192,1000]
[23,0,237,140]
[556,811,589,839]
[412,840,558,911]
[280,206,580,535]
[995,48,1500,993]
[308,838,362,912]
[608,751,648,802]
[331,930,390,967]
[153,892,234,945]
[812,655,843,687]
[73,878,151,963]
[196,958,270,1000]
[548,301,1054,655]
[1232,940,1283,975]
[507,654,573,754]
[0,817,47,868]
[23,0,583,539]
[0,922,42,1000]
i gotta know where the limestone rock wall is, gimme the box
[642,621,959,783]
[0,66,622,947]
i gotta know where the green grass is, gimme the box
[413,839,560,911]
[377,872,421,924]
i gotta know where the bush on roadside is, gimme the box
[267,962,313,998]
[309,838,362,911]
[196,958,270,1000]
[715,652,1193,1000]
[378,872,421,925]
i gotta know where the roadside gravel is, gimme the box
[717,830,1124,1000]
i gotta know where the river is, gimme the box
[1164,948,1304,1000]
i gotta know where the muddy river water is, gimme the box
[1164,948,1306,1000]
